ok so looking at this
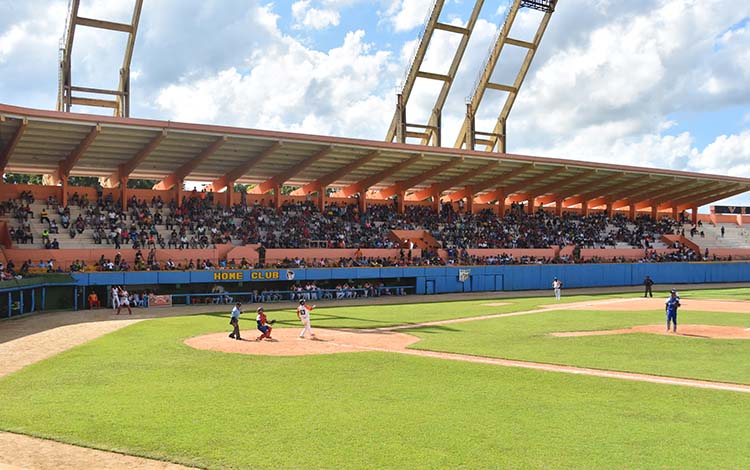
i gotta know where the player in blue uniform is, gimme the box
[665,290,680,333]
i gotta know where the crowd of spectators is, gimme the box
[0,188,740,277]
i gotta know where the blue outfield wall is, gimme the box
[71,262,750,294]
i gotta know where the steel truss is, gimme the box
[57,0,143,117]
[385,0,485,146]
[455,0,558,152]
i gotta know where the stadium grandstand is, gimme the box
[1,0,750,308]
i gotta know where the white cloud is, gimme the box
[690,130,750,176]
[386,0,434,33]
[155,28,395,139]
[292,0,340,30]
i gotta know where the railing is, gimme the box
[171,286,414,306]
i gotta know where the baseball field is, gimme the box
[1,288,750,469]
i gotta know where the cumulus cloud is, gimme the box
[292,0,340,30]
[385,0,434,32]
[156,29,396,138]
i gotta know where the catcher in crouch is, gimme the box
[297,299,316,339]
[255,306,275,341]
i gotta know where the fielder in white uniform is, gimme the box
[111,285,120,311]
[552,277,562,301]
[297,299,316,339]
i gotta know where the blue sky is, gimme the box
[1,0,749,205]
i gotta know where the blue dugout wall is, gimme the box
[72,262,750,294]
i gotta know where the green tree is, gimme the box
[280,185,299,195]
[68,176,99,187]
[127,178,159,189]
[3,173,43,185]
[233,183,255,193]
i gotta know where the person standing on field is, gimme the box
[552,277,562,301]
[297,299,316,339]
[116,287,132,315]
[111,285,120,312]
[665,290,681,333]
[229,302,242,340]
[643,275,654,297]
[255,307,273,341]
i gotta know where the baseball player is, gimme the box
[297,299,316,339]
[255,306,273,341]
[665,289,681,333]
[552,277,562,301]
[111,285,120,312]
[116,287,132,315]
[228,302,242,340]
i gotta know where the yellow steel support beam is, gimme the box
[455,0,556,152]
[57,0,143,117]
[386,0,485,146]
[75,17,133,33]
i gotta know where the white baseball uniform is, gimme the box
[552,280,562,300]
[112,286,120,310]
[297,304,315,338]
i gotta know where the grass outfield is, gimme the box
[0,292,748,469]
[409,308,750,384]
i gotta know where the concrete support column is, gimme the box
[581,200,589,217]
[464,186,474,214]
[629,204,636,220]
[60,176,69,208]
[273,184,281,212]
[651,205,658,220]
[358,191,367,216]
[225,180,235,208]
[316,188,327,212]
[691,206,698,225]
[397,191,406,214]
[555,199,563,217]
[120,176,129,211]
[606,203,613,219]
[431,192,441,213]
[496,191,506,217]
[175,179,184,208]
[527,196,535,214]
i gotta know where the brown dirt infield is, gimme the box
[551,324,750,339]
[185,328,420,356]
[574,297,750,313]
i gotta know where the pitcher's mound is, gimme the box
[551,324,750,339]
[185,328,420,356]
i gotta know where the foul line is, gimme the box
[320,338,750,394]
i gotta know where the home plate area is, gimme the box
[185,328,420,356]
